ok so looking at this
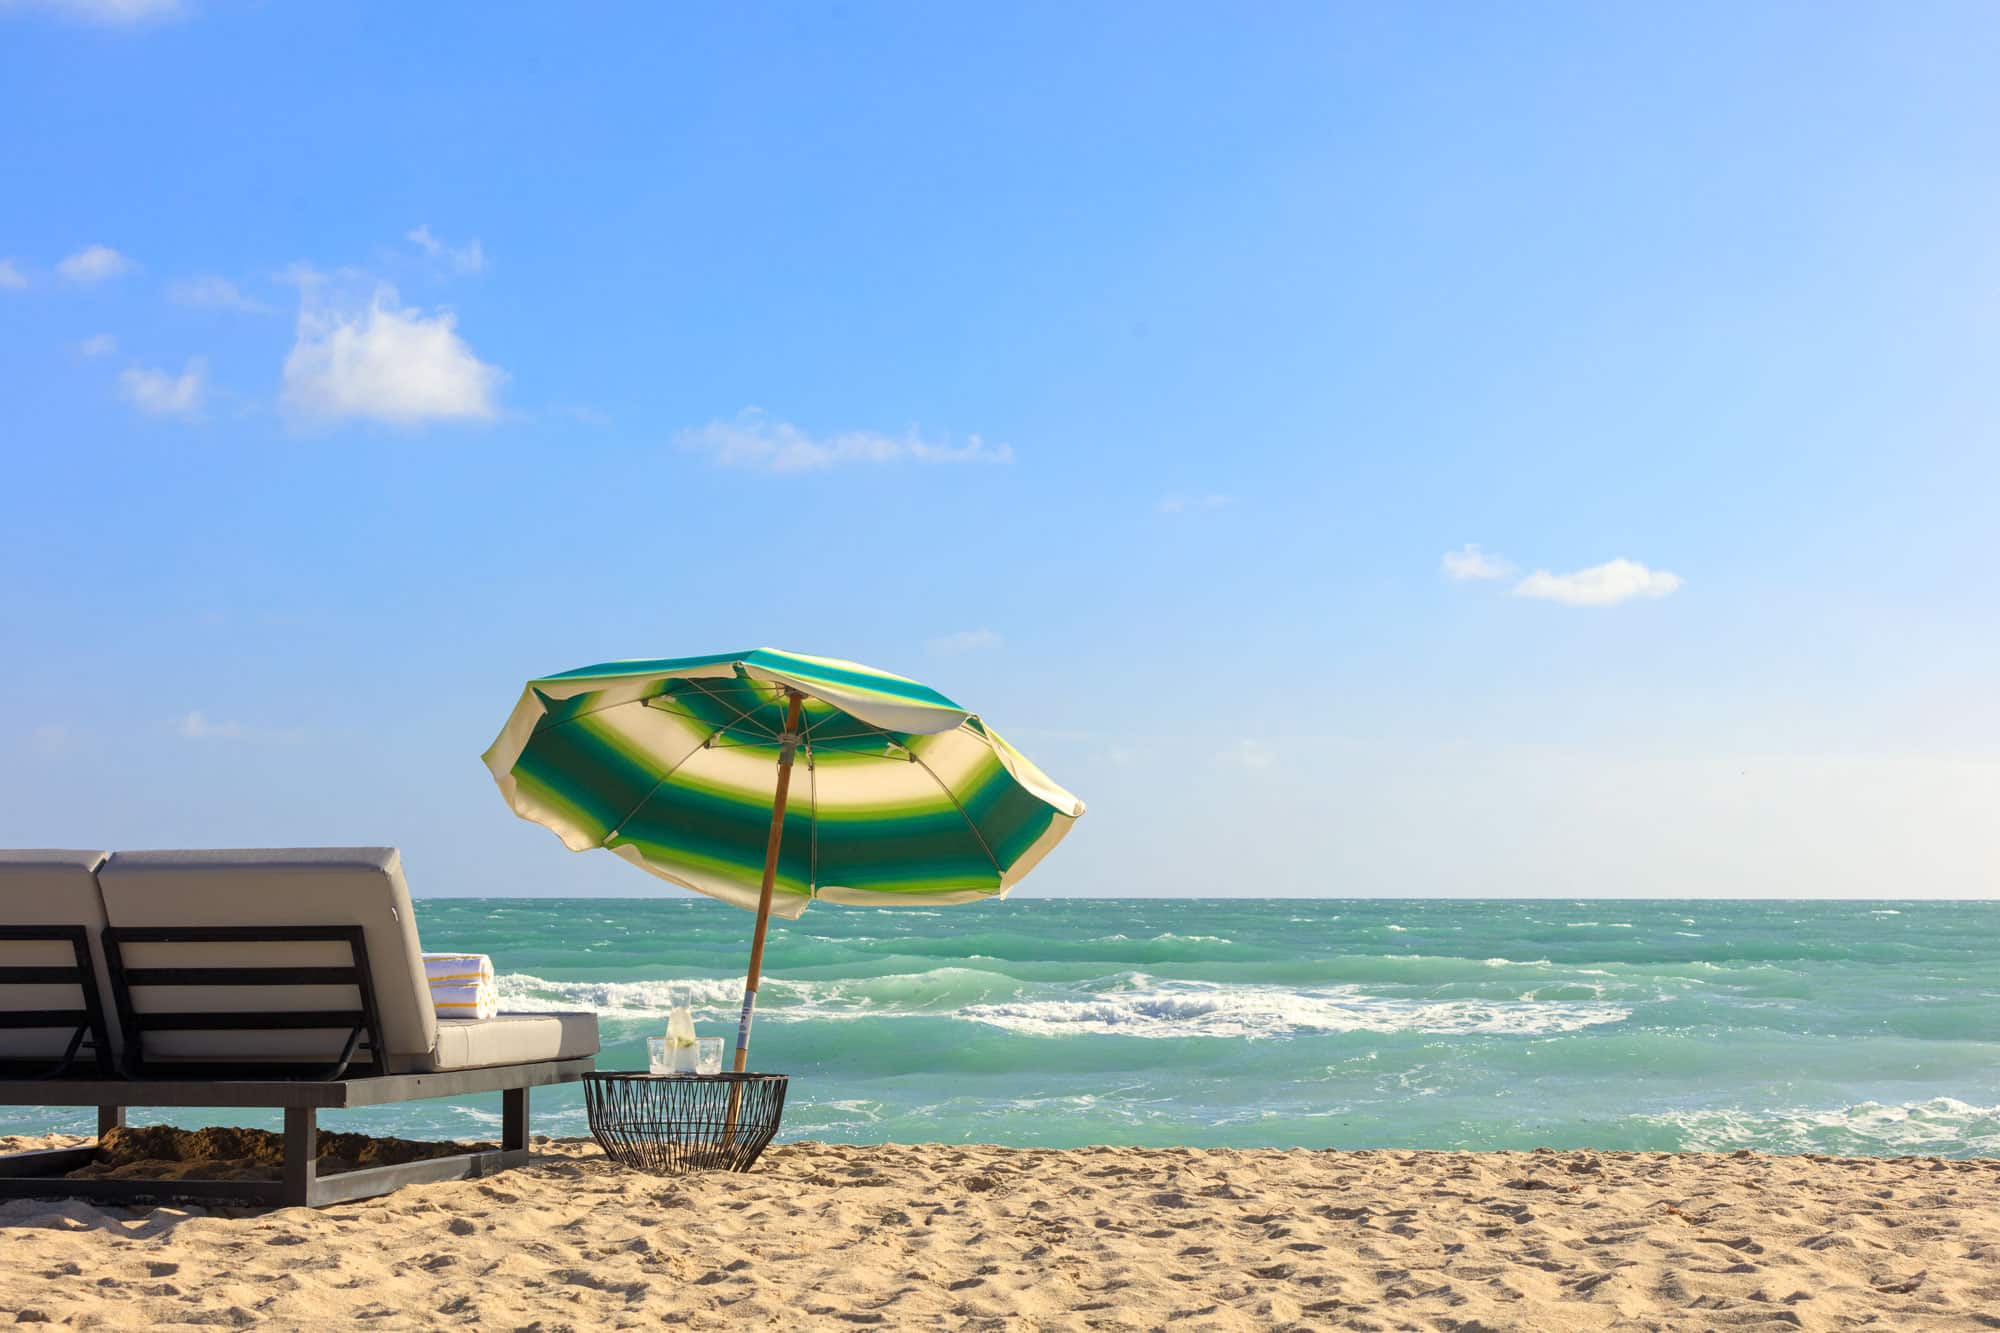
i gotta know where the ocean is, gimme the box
[9,898,1998,1157]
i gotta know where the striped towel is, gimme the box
[422,953,498,1021]
[423,953,495,985]
[429,981,498,1021]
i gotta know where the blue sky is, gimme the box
[3,2,1996,898]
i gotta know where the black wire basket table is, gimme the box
[582,1072,789,1175]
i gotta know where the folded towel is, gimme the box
[423,952,495,985]
[423,953,498,1021]
[429,981,498,1021]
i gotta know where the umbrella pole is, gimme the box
[734,691,804,1073]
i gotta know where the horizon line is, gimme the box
[409,894,1997,904]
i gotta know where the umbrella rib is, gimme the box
[804,723,893,741]
[800,710,899,741]
[908,751,1003,876]
[732,666,795,738]
[802,716,911,753]
[534,679,779,739]
[530,692,667,735]
[798,743,907,757]
[645,705,777,746]
[596,735,711,848]
[801,709,859,736]
[669,679,781,737]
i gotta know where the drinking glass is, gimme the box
[647,1037,671,1077]
[696,1037,723,1076]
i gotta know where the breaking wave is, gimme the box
[961,982,1630,1039]
[496,970,1630,1040]
[1639,1098,2000,1157]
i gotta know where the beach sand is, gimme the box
[2,1135,1996,1331]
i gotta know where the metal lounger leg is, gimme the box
[283,1106,317,1207]
[97,1106,124,1138]
[503,1086,529,1153]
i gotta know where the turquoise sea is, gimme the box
[9,899,1999,1157]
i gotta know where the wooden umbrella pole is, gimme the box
[735,690,804,1075]
[726,691,803,1144]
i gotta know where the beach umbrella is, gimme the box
[482,648,1084,1070]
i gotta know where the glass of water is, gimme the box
[695,1037,723,1076]
[647,1037,672,1077]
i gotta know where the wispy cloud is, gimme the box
[78,332,117,357]
[5,0,185,22]
[926,627,1002,655]
[407,224,486,275]
[31,723,72,756]
[1512,558,1683,607]
[1442,543,1515,581]
[677,409,1013,474]
[544,403,612,427]
[175,710,242,740]
[120,357,206,418]
[1158,493,1235,514]
[168,273,271,313]
[57,244,134,283]
[280,275,503,426]
[0,258,26,290]
[1216,738,1276,770]
[172,710,303,743]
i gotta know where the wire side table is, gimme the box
[582,1072,788,1175]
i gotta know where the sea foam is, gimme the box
[961,982,1629,1040]
[496,970,1631,1040]
[1640,1098,2000,1157]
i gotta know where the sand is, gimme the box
[2,1136,1997,1331]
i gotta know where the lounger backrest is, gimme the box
[96,848,438,1071]
[0,850,119,1070]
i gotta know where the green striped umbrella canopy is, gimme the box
[482,648,1084,1066]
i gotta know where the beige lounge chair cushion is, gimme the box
[97,847,438,1070]
[0,849,119,1061]
[424,1012,599,1072]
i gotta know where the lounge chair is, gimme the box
[0,848,597,1207]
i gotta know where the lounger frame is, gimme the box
[0,923,592,1208]
[0,1060,589,1207]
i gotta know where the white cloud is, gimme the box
[175,711,241,740]
[281,282,504,425]
[119,357,206,418]
[0,258,26,290]
[78,332,117,357]
[57,244,133,283]
[926,628,1002,655]
[677,409,1013,474]
[31,723,71,756]
[1217,738,1276,770]
[1441,543,1515,580]
[172,710,303,744]
[167,273,270,313]
[1158,494,1235,514]
[407,224,486,275]
[1512,558,1684,607]
[4,0,185,22]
